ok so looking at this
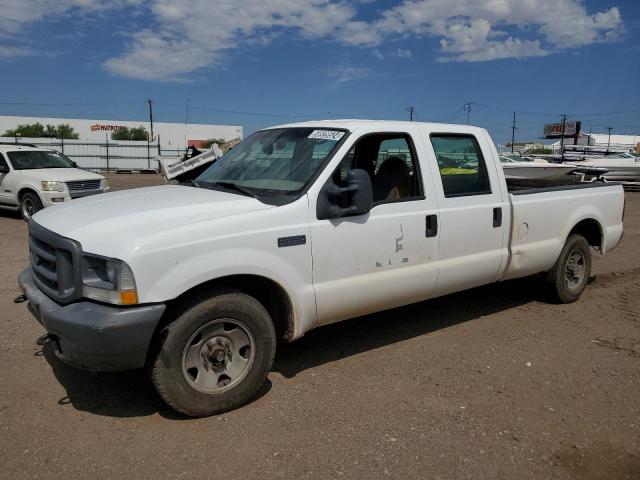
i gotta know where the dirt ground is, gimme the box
[0,174,638,480]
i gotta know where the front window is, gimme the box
[196,127,346,203]
[7,150,75,170]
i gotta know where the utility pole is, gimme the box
[559,114,567,159]
[511,112,517,153]
[406,106,415,121]
[463,102,472,125]
[184,98,190,153]
[147,98,154,143]
[607,126,613,154]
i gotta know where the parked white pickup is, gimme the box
[18,120,624,417]
[0,144,108,220]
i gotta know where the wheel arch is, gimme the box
[567,218,603,251]
[17,186,45,205]
[159,274,295,344]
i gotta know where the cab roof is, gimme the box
[265,119,487,135]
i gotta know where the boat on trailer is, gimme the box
[499,155,578,180]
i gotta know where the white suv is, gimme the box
[0,144,109,220]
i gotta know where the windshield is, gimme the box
[196,127,346,201]
[7,150,75,170]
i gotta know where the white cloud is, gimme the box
[371,49,384,59]
[0,45,32,58]
[0,0,144,62]
[104,0,372,80]
[0,0,143,36]
[0,0,625,80]
[374,0,622,62]
[104,0,625,78]
[396,48,412,58]
[326,65,371,84]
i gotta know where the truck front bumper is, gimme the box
[18,269,166,372]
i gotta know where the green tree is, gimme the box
[55,124,80,139]
[527,148,552,155]
[129,125,149,141]
[111,125,149,141]
[111,127,131,140]
[2,122,79,139]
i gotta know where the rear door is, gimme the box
[423,131,508,296]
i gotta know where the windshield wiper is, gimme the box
[200,181,259,199]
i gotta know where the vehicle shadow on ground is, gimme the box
[40,276,546,419]
[40,345,272,419]
[0,209,21,220]
[274,276,547,379]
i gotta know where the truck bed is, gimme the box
[502,180,624,282]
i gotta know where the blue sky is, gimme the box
[0,0,638,143]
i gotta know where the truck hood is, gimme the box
[33,185,275,253]
[17,168,104,182]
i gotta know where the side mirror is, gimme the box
[317,168,373,220]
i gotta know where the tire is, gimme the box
[544,234,592,303]
[150,290,276,417]
[20,192,43,221]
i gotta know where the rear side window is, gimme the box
[0,153,8,170]
[430,134,491,197]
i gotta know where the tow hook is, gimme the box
[36,334,54,346]
[13,294,27,304]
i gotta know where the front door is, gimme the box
[310,131,439,326]
[0,154,14,205]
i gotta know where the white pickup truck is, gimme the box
[16,120,624,417]
[0,144,109,220]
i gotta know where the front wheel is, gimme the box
[544,234,592,303]
[20,192,43,221]
[149,290,276,417]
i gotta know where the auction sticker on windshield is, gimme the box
[308,130,345,141]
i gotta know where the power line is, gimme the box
[471,101,640,118]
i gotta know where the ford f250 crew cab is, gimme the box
[0,144,109,220]
[16,120,625,417]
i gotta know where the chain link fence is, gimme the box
[0,136,186,172]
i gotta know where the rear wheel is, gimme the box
[20,192,43,221]
[150,290,276,417]
[544,234,591,303]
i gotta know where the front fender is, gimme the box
[134,248,316,340]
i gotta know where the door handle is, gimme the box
[426,214,438,237]
[493,207,502,228]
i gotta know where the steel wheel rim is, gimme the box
[565,249,586,291]
[181,318,255,394]
[22,198,34,219]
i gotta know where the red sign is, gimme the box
[90,124,127,132]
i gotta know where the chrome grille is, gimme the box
[29,221,82,304]
[66,179,102,198]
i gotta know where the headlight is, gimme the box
[81,255,138,305]
[100,178,110,191]
[41,181,66,192]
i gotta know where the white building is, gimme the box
[0,115,243,171]
[552,132,640,154]
[0,115,242,150]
